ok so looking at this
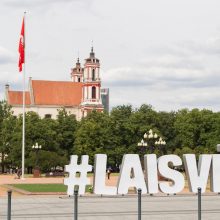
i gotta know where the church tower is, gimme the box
[81,47,104,117]
[70,58,83,82]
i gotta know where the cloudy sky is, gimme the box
[1,0,220,111]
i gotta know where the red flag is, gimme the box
[18,17,25,72]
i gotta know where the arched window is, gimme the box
[92,86,96,99]
[92,69,95,81]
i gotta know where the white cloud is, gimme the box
[102,36,220,110]
[1,0,96,15]
[0,70,23,102]
[0,46,16,64]
[103,59,218,89]
[1,0,220,111]
[2,0,80,7]
[184,37,220,55]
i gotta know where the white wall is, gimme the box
[11,105,82,121]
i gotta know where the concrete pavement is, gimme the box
[1,194,220,220]
[1,174,219,219]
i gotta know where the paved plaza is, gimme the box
[1,175,220,219]
[1,194,220,220]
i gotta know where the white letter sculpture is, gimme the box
[64,153,218,195]
[64,155,92,195]
[210,154,220,193]
[144,154,159,194]
[183,154,212,193]
[93,154,117,195]
[117,154,147,194]
[158,155,184,194]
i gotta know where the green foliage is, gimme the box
[56,108,78,155]
[74,110,112,163]
[0,101,15,172]
[27,150,68,172]
[10,184,67,192]
[1,101,219,172]
[174,108,218,154]
[10,184,92,192]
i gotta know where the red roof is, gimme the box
[8,91,31,105]
[32,80,83,106]
[7,80,83,106]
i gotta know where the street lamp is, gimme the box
[0,153,8,162]
[138,129,166,155]
[138,129,160,154]
[144,129,158,139]
[155,137,166,155]
[32,143,42,169]
[137,139,148,158]
[0,153,8,174]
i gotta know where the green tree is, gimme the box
[109,105,137,164]
[174,108,217,154]
[156,111,176,154]
[0,101,16,172]
[56,108,78,156]
[10,111,64,171]
[74,110,113,164]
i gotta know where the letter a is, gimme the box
[117,154,147,194]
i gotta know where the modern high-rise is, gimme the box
[101,88,109,113]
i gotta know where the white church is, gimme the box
[5,48,109,120]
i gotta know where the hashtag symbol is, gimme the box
[64,155,92,195]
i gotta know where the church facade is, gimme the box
[5,48,107,120]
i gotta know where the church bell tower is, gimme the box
[70,58,83,82]
[81,47,104,117]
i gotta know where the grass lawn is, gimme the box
[10,184,92,193]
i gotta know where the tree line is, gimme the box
[0,101,220,173]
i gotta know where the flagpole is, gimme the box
[21,11,26,180]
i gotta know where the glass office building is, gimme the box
[101,88,109,113]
